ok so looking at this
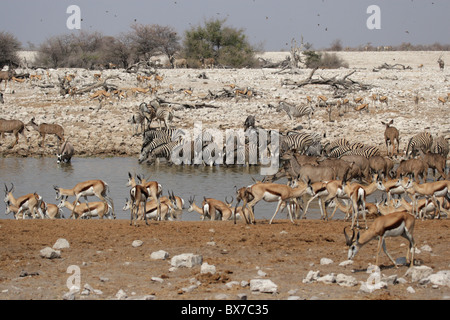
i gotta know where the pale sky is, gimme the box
[1,0,449,51]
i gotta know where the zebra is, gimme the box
[144,138,184,165]
[276,101,314,129]
[406,131,433,158]
[323,138,350,156]
[431,135,449,158]
[202,142,223,166]
[280,132,317,154]
[144,99,174,129]
[340,145,380,158]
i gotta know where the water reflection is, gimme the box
[1,157,326,221]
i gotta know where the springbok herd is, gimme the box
[2,51,450,268]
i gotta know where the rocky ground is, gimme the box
[1,51,449,159]
[0,219,449,301]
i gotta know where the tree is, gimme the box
[129,23,180,63]
[183,18,257,68]
[0,31,21,67]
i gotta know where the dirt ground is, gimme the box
[0,218,449,301]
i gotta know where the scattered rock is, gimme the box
[336,274,358,287]
[200,262,216,275]
[39,247,61,259]
[320,258,333,265]
[150,250,169,260]
[405,266,434,283]
[303,270,320,284]
[171,253,203,268]
[132,240,143,248]
[250,279,278,294]
[53,238,70,250]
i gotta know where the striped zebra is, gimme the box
[280,132,318,154]
[406,131,433,158]
[329,144,380,158]
[146,99,174,129]
[431,135,449,158]
[323,138,350,156]
[340,145,380,158]
[142,128,178,145]
[202,142,223,166]
[144,139,184,165]
[276,101,314,128]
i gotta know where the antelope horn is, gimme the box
[343,227,355,246]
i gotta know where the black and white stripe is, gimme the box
[277,101,314,128]
[431,135,449,158]
[280,132,317,154]
[406,131,433,158]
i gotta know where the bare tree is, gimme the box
[0,31,21,67]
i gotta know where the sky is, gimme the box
[1,0,449,51]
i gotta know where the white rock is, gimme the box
[317,273,336,284]
[250,279,278,294]
[339,260,353,267]
[320,258,333,265]
[421,270,450,287]
[151,277,164,283]
[303,270,320,284]
[170,253,203,268]
[150,250,169,260]
[132,240,143,247]
[420,245,432,252]
[53,238,70,250]
[406,286,416,294]
[40,247,61,259]
[336,274,358,287]
[200,262,216,274]
[115,289,128,300]
[257,270,267,277]
[405,266,434,283]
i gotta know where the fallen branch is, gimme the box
[281,69,371,91]
[373,63,412,72]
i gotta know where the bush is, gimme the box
[0,31,21,67]
[183,18,257,68]
[303,51,348,69]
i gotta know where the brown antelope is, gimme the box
[54,180,115,219]
[0,119,27,148]
[329,198,378,220]
[30,74,42,81]
[123,198,172,221]
[90,89,111,100]
[243,181,307,224]
[396,177,450,217]
[342,175,380,229]
[381,120,399,156]
[4,184,44,219]
[58,200,113,219]
[202,58,215,69]
[202,196,234,221]
[135,175,163,221]
[41,201,64,219]
[27,117,64,147]
[379,96,388,106]
[187,196,207,220]
[344,210,415,268]
[173,58,187,69]
[0,69,15,89]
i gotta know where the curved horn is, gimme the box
[343,227,355,246]
[225,196,233,205]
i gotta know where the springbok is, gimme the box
[4,184,44,219]
[54,180,115,219]
[344,210,415,268]
[58,200,113,219]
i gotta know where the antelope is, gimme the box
[0,69,15,89]
[302,180,329,220]
[381,120,400,156]
[168,190,185,212]
[396,177,450,217]
[58,200,113,219]
[123,198,172,221]
[328,198,378,220]
[355,103,368,112]
[379,96,388,106]
[56,139,74,164]
[242,181,307,224]
[344,210,415,268]
[393,197,442,220]
[342,175,380,229]
[202,196,234,220]
[90,90,111,100]
[27,117,64,147]
[4,184,44,219]
[395,158,428,183]
[202,58,215,69]
[135,175,163,221]
[419,150,447,181]
[41,201,64,219]
[30,74,42,81]
[187,196,208,220]
[376,176,409,211]
[438,96,448,105]
[0,119,27,148]
[173,58,187,69]
[54,179,115,219]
